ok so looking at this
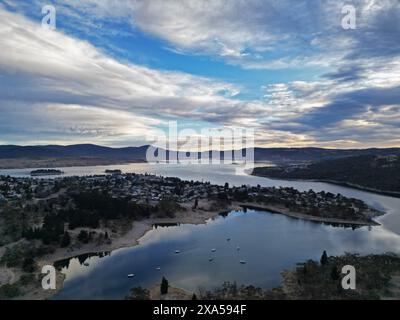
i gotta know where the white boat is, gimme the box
[240,260,246,264]
[211,249,216,252]
[127,274,135,278]
[174,250,181,254]
[156,267,161,271]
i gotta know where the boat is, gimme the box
[240,260,246,264]
[227,238,231,241]
[174,250,181,254]
[127,274,135,278]
[156,267,161,271]
[236,246,240,251]
[83,262,89,267]
[211,249,216,252]
[209,258,214,262]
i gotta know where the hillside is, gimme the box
[252,155,400,194]
[0,144,399,161]
[0,144,150,160]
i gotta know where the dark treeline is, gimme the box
[22,191,179,245]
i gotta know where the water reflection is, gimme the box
[55,251,111,270]
[54,209,400,300]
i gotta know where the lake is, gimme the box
[2,163,400,299]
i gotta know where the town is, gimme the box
[0,171,381,238]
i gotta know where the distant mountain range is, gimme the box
[0,144,399,164]
[0,144,150,160]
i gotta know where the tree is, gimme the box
[125,286,150,300]
[161,276,169,295]
[0,284,21,299]
[193,198,198,209]
[320,250,328,266]
[331,265,340,281]
[104,231,109,240]
[22,258,36,273]
[78,230,89,243]
[60,231,71,247]
[191,293,198,300]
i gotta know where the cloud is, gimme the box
[0,5,254,144]
[51,0,399,72]
[0,1,399,149]
[26,0,347,68]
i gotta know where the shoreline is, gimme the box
[14,201,242,300]
[309,179,400,199]
[251,173,400,199]
[2,197,383,299]
[239,203,380,226]
[46,200,379,269]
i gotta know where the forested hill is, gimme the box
[252,155,400,194]
[1,144,400,163]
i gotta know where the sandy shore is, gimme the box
[11,200,239,300]
[41,201,240,263]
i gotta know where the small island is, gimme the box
[105,169,122,175]
[30,169,64,176]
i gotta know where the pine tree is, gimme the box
[60,231,71,247]
[78,230,89,243]
[320,250,328,266]
[191,293,198,300]
[161,276,169,295]
[331,265,340,281]
[22,258,36,273]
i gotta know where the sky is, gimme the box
[0,0,399,148]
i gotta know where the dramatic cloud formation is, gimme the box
[0,5,243,145]
[0,0,399,148]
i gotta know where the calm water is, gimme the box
[3,163,400,299]
[53,209,400,300]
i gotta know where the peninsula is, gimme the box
[0,173,383,299]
